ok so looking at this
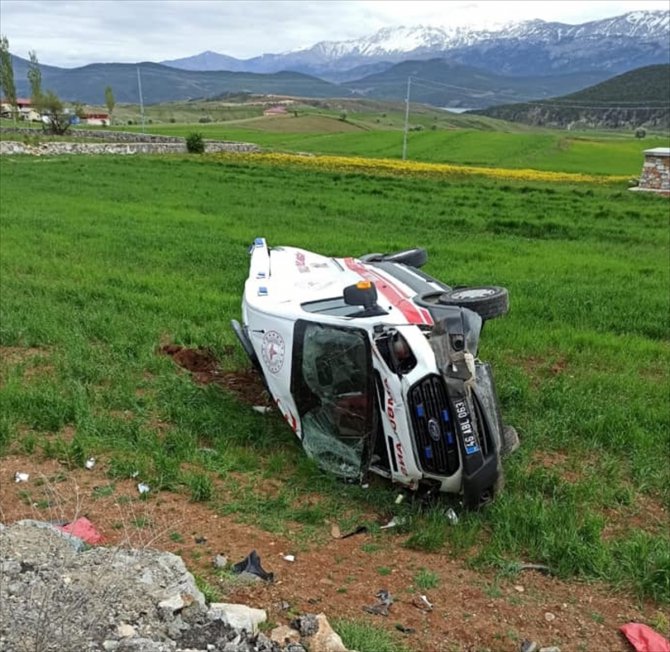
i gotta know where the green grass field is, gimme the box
[1,154,668,607]
[106,118,668,176]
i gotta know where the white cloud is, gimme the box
[0,0,667,66]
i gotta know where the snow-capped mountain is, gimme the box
[162,10,669,78]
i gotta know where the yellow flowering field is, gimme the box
[210,151,629,184]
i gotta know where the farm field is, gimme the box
[114,116,668,176]
[0,154,668,651]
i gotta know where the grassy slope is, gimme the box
[110,118,668,175]
[0,155,668,603]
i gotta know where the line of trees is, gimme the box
[0,36,116,134]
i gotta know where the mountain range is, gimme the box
[161,11,669,78]
[6,10,669,109]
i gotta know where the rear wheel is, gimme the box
[438,286,509,321]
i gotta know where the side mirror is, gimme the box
[343,281,378,309]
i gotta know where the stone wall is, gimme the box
[1,126,182,143]
[637,147,670,195]
[0,140,261,156]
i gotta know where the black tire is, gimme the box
[438,286,509,321]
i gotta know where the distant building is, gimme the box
[84,113,110,126]
[1,97,41,122]
[635,147,670,196]
[263,105,288,116]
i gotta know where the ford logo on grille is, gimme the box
[427,418,441,441]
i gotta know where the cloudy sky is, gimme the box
[1,0,668,67]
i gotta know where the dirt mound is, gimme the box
[159,345,270,407]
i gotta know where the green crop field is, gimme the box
[1,154,669,612]
[109,118,669,176]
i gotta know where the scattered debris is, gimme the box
[544,612,556,622]
[518,562,552,574]
[412,594,433,611]
[231,550,274,582]
[282,554,296,562]
[380,516,406,530]
[137,482,150,494]
[620,622,670,652]
[14,472,29,483]
[56,517,103,545]
[395,623,416,634]
[363,589,393,616]
[394,493,405,505]
[514,585,525,593]
[539,646,561,652]
[85,457,96,470]
[252,405,272,414]
[331,524,368,540]
[445,508,459,525]
[131,471,140,479]
[194,535,207,544]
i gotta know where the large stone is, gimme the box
[208,603,267,634]
[270,624,301,646]
[308,613,351,652]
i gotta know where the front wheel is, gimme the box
[438,286,509,321]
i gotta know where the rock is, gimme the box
[213,554,228,569]
[117,623,137,638]
[103,641,119,651]
[514,585,525,592]
[520,641,540,652]
[208,602,267,634]
[544,612,556,622]
[307,614,350,652]
[539,647,561,652]
[270,624,301,645]
[159,594,185,613]
[291,614,319,637]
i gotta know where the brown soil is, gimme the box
[159,344,270,407]
[1,453,666,652]
[1,346,666,651]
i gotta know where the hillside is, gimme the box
[472,64,670,129]
[8,56,349,104]
[344,59,609,108]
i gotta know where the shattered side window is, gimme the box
[292,322,373,479]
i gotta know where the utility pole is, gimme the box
[402,76,411,161]
[136,66,145,134]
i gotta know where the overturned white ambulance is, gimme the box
[233,238,518,508]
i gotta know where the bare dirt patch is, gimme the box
[159,344,270,407]
[1,453,663,652]
[518,354,569,388]
[0,346,54,384]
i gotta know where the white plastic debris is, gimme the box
[131,471,139,478]
[281,554,296,562]
[394,493,405,505]
[446,508,459,525]
[85,457,96,470]
[380,516,407,530]
[14,472,29,483]
[252,406,272,414]
[137,483,150,494]
[419,595,433,610]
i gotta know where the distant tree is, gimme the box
[635,127,647,139]
[339,109,348,122]
[40,91,72,134]
[27,50,43,110]
[104,85,115,123]
[72,101,86,120]
[0,35,18,120]
[26,51,72,134]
